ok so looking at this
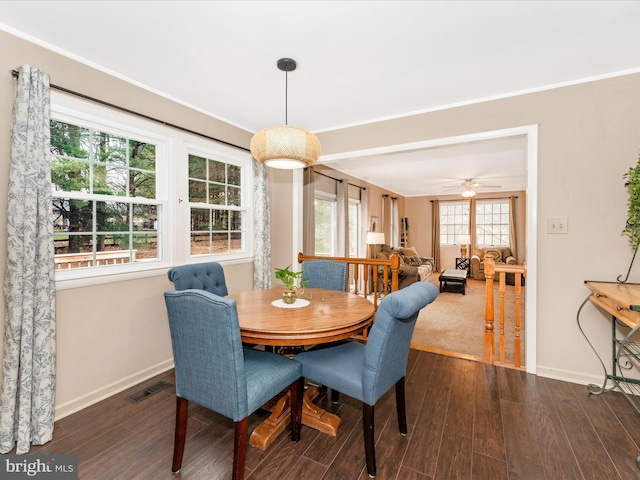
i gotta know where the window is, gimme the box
[476,199,510,247]
[188,153,247,256]
[439,201,470,245]
[314,194,336,256]
[50,119,162,271]
[50,92,252,286]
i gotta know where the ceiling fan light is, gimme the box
[461,189,476,198]
[250,125,321,169]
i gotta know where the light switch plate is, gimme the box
[547,218,568,234]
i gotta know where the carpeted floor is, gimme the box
[411,273,525,364]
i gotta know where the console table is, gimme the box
[579,281,640,413]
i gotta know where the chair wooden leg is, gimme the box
[289,378,303,443]
[233,418,248,480]
[395,377,407,435]
[172,396,189,473]
[362,403,376,478]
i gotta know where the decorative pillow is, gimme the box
[474,248,484,259]
[402,255,420,266]
[410,254,423,266]
[376,252,389,260]
[400,246,419,257]
[484,248,502,262]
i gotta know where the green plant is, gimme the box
[274,265,309,291]
[623,154,640,250]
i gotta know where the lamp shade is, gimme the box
[250,125,321,169]
[457,234,471,245]
[366,232,386,245]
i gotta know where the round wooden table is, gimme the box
[227,287,376,450]
[230,288,375,347]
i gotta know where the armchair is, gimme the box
[294,282,438,477]
[470,247,516,280]
[164,289,303,479]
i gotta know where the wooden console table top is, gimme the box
[585,281,640,329]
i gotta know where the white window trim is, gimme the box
[475,198,510,248]
[50,92,253,290]
[183,142,252,262]
[439,200,470,246]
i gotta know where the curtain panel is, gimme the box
[302,167,315,255]
[336,178,349,257]
[1,66,56,454]
[252,157,271,289]
[509,196,518,262]
[431,200,441,272]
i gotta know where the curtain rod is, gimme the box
[11,69,250,153]
[430,195,518,202]
[312,169,366,190]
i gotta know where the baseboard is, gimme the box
[536,365,604,387]
[54,358,175,421]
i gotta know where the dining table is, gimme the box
[228,287,376,450]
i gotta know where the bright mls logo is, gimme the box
[2,455,77,479]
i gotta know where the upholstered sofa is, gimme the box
[376,245,434,289]
[470,247,516,280]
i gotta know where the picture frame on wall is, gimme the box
[370,216,379,232]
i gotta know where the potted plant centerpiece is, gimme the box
[275,265,309,304]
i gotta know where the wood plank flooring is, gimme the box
[27,350,640,479]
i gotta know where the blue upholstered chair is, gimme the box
[294,281,438,478]
[164,289,303,480]
[301,259,347,291]
[167,262,228,296]
[300,259,348,401]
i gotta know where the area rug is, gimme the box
[411,274,525,364]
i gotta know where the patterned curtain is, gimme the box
[1,66,56,454]
[252,157,271,289]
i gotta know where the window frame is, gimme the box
[439,200,470,246]
[51,92,253,290]
[184,143,251,261]
[475,198,510,248]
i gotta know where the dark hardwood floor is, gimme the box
[28,350,640,479]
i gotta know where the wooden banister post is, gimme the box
[484,257,495,364]
[389,252,400,292]
[499,271,506,363]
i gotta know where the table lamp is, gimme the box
[366,232,385,259]
[458,234,471,258]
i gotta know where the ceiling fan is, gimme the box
[443,179,502,197]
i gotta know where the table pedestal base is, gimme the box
[249,386,341,450]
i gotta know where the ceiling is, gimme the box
[2,1,640,196]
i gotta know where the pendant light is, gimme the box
[250,58,321,169]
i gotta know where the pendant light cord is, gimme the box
[284,68,288,125]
